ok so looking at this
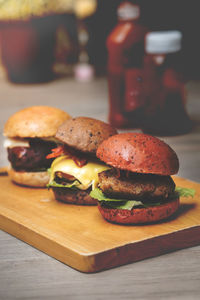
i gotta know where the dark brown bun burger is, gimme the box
[47,117,117,205]
[3,106,71,187]
[90,132,180,224]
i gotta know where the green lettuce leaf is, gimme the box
[90,188,161,210]
[106,200,161,210]
[104,200,143,210]
[90,188,131,202]
[175,187,195,198]
[47,180,80,189]
[90,186,196,211]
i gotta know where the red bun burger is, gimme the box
[47,117,117,205]
[3,106,71,187]
[90,132,180,224]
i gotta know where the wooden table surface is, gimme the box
[0,76,200,299]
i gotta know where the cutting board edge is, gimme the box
[0,214,97,273]
[1,212,200,273]
[90,225,200,272]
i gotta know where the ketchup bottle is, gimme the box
[142,31,193,136]
[106,1,147,128]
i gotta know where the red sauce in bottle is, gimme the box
[142,31,193,136]
[107,1,147,128]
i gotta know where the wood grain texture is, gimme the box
[0,175,199,273]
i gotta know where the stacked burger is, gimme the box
[91,132,180,224]
[3,106,71,187]
[47,117,117,205]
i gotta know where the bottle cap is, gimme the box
[117,2,140,20]
[145,31,182,54]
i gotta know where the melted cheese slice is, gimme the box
[50,155,110,190]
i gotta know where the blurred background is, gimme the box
[0,0,199,81]
[84,0,200,80]
[0,0,200,137]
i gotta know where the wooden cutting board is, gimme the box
[0,175,200,273]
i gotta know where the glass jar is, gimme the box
[142,30,193,135]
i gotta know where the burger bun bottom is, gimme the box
[98,197,180,224]
[8,168,49,188]
[52,187,97,205]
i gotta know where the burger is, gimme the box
[47,117,117,205]
[90,132,180,224]
[3,106,71,187]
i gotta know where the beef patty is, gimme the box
[8,139,56,171]
[52,187,97,205]
[98,168,175,201]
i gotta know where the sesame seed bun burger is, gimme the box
[3,106,71,187]
[47,117,117,205]
[90,132,180,224]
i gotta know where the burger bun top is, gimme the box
[97,132,179,175]
[4,106,71,138]
[56,117,117,154]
